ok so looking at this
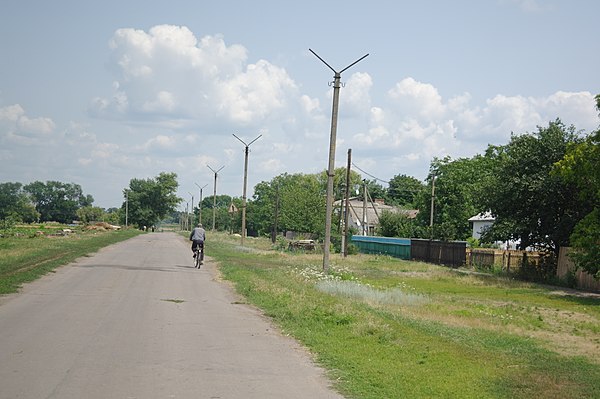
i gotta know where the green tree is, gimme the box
[200,194,242,232]
[76,206,105,224]
[0,182,40,223]
[415,155,492,240]
[388,174,425,207]
[247,173,326,238]
[377,210,424,238]
[24,181,93,223]
[318,167,363,201]
[554,95,600,277]
[123,172,181,229]
[480,120,590,256]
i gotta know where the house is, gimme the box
[468,212,523,250]
[334,197,418,235]
[468,212,495,240]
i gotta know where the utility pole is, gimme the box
[310,48,369,273]
[342,149,352,257]
[207,164,225,231]
[124,189,129,228]
[188,192,194,227]
[272,183,280,244]
[362,180,368,236]
[233,133,262,246]
[430,175,436,239]
[195,183,208,225]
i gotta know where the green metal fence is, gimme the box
[350,236,411,260]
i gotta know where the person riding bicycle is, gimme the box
[190,223,206,259]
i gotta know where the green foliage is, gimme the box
[377,210,423,238]
[553,99,600,277]
[23,181,93,223]
[318,167,363,201]
[567,209,600,278]
[414,155,492,240]
[76,206,105,224]
[481,120,591,255]
[248,173,326,238]
[0,182,40,223]
[123,172,181,229]
[387,174,425,207]
[199,194,241,231]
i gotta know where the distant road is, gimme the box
[0,232,344,399]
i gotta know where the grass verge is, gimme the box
[0,225,142,295]
[208,233,600,399]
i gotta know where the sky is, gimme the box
[1,0,599,209]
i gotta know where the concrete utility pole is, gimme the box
[310,48,369,273]
[124,189,129,227]
[188,192,194,227]
[362,180,368,236]
[195,183,208,225]
[233,133,262,245]
[207,164,225,231]
[342,149,352,257]
[430,175,436,239]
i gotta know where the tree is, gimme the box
[0,182,39,223]
[318,167,362,201]
[377,210,425,238]
[414,155,493,240]
[388,174,425,207]
[24,181,93,223]
[247,173,326,238]
[480,120,590,256]
[200,194,241,232]
[554,95,600,277]
[76,206,105,224]
[122,172,181,229]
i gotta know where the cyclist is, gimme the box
[189,223,206,260]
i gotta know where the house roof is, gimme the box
[334,198,419,227]
[468,211,495,222]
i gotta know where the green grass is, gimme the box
[0,225,142,294]
[207,233,600,399]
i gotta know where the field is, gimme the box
[207,233,600,399]
[0,223,142,295]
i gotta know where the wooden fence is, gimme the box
[467,249,544,273]
[411,239,466,267]
[557,247,600,292]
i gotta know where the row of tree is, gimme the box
[2,97,597,277]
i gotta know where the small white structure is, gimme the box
[468,212,495,240]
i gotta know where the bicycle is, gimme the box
[193,243,204,269]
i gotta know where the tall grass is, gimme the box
[208,232,600,399]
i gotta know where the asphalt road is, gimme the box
[0,232,344,399]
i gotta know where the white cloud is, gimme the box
[0,104,55,140]
[92,25,301,130]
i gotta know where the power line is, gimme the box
[351,163,390,184]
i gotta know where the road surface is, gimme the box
[0,232,345,399]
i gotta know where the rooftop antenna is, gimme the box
[233,133,262,246]
[207,164,225,231]
[310,48,369,273]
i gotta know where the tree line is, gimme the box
[1,96,598,277]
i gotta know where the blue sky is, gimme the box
[1,0,599,208]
